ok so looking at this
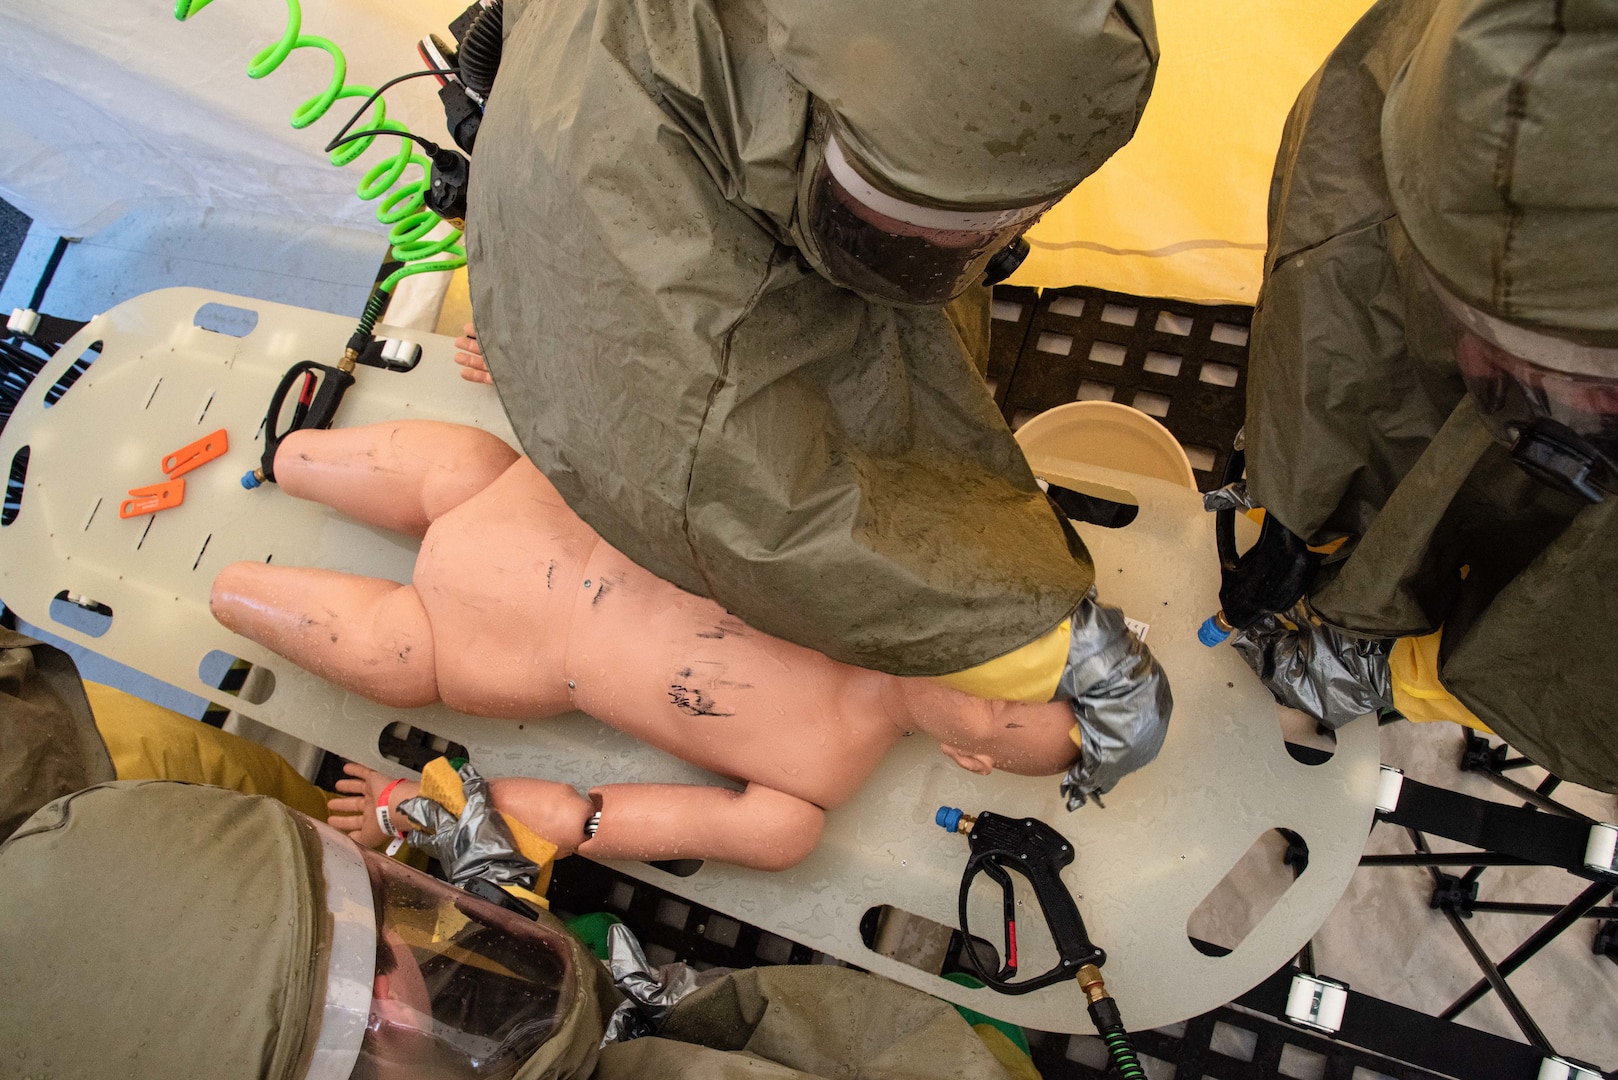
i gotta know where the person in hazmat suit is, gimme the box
[1224,0,1618,791]
[0,624,330,840]
[465,0,1170,807]
[0,780,1046,1080]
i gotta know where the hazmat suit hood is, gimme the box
[1382,0,1618,347]
[0,782,610,1080]
[470,0,1157,675]
[0,782,330,1080]
[763,0,1158,209]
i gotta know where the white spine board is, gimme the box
[0,288,1378,1032]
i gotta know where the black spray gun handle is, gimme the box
[937,807,1105,994]
[243,360,356,489]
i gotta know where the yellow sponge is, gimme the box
[419,757,558,904]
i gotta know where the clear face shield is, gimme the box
[801,128,1059,306]
[1428,269,1618,503]
[309,821,578,1080]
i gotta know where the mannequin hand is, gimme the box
[453,322,492,384]
[329,761,419,849]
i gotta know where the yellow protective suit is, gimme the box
[1388,634,1489,732]
[84,682,331,822]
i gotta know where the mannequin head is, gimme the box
[890,680,1080,778]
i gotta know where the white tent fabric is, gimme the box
[0,0,464,238]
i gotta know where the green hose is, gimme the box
[1079,964,1147,1080]
[1099,1025,1147,1080]
[174,0,466,295]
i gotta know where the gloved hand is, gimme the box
[1199,482,1392,728]
[397,762,540,891]
[1058,592,1173,810]
[1228,603,1393,728]
[600,922,726,1046]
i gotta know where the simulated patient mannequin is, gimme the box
[210,421,1081,870]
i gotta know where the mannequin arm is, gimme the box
[333,766,823,872]
[330,763,593,853]
[581,782,825,872]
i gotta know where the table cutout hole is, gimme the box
[755,931,795,965]
[1048,481,1140,529]
[50,590,112,637]
[1048,296,1086,318]
[3,445,29,525]
[858,904,999,978]
[1279,1044,1328,1080]
[1200,361,1240,387]
[990,299,1025,322]
[1284,721,1337,765]
[1065,1036,1111,1069]
[1076,380,1115,402]
[199,648,276,704]
[43,342,100,408]
[1187,828,1308,956]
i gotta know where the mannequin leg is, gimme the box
[210,563,439,707]
[580,782,825,872]
[274,420,519,537]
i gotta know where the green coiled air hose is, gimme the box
[172,0,467,297]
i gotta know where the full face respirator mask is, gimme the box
[795,109,1058,306]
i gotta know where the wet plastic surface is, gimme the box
[0,288,1378,1032]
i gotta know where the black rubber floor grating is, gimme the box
[988,283,1252,491]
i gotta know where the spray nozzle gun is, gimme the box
[936,806,1105,994]
[241,358,357,489]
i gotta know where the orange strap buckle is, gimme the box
[120,479,185,519]
[162,429,229,478]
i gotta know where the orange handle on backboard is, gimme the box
[162,429,229,478]
[120,478,185,518]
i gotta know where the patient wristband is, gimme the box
[376,779,410,854]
